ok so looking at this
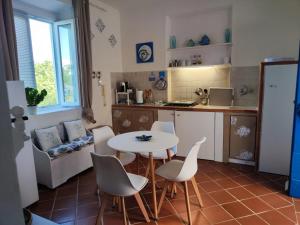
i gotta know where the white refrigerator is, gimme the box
[6,81,39,207]
[259,63,298,176]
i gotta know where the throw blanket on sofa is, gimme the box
[47,134,94,158]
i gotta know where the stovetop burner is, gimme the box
[163,101,196,107]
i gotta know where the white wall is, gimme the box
[29,109,81,130]
[88,0,123,127]
[120,3,167,72]
[231,0,300,66]
[118,0,300,71]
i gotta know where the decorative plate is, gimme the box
[136,42,154,63]
[136,135,152,141]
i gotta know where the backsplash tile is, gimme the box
[169,67,230,102]
[230,66,259,107]
[111,66,259,107]
[111,71,168,103]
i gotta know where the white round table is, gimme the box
[108,130,179,219]
[108,131,178,153]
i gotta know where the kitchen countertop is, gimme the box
[112,103,258,113]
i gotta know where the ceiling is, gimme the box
[15,0,72,13]
[98,0,186,10]
[98,0,229,14]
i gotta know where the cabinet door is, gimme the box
[229,115,256,161]
[132,110,155,131]
[175,111,215,160]
[112,109,157,134]
[158,110,175,122]
[112,109,133,134]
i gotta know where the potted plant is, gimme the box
[25,87,47,114]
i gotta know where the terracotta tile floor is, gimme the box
[28,158,300,225]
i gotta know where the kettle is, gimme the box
[136,90,144,104]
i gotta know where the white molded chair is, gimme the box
[93,126,136,166]
[91,153,150,225]
[155,137,207,225]
[140,121,177,177]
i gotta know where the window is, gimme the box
[14,14,79,108]
[29,19,58,106]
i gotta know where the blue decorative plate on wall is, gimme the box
[136,42,154,63]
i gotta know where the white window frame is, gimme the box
[53,19,80,107]
[13,11,80,109]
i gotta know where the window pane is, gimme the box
[57,23,78,104]
[29,19,58,106]
[14,16,36,88]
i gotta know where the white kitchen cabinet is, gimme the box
[215,112,224,162]
[175,111,215,160]
[158,110,175,122]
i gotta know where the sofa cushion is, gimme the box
[64,120,87,142]
[47,143,74,157]
[71,133,94,148]
[47,133,94,158]
[31,124,67,149]
[57,123,67,143]
[35,126,63,151]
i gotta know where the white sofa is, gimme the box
[31,123,94,189]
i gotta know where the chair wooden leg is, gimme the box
[166,149,172,161]
[183,181,192,225]
[134,193,150,222]
[96,194,107,225]
[149,153,158,219]
[112,196,117,208]
[170,183,177,198]
[174,183,177,194]
[158,180,169,214]
[121,197,128,225]
[145,161,150,178]
[191,177,203,207]
[118,196,122,212]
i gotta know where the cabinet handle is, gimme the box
[176,114,180,117]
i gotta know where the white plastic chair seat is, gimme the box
[155,159,184,182]
[139,150,175,160]
[128,173,148,191]
[119,152,136,166]
[93,126,136,166]
[155,137,207,224]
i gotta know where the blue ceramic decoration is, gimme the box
[159,71,166,79]
[186,39,195,47]
[199,35,210,45]
[95,18,105,33]
[148,72,156,81]
[108,34,117,47]
[170,36,176,49]
[225,28,231,43]
[136,42,154,63]
[136,135,152,141]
